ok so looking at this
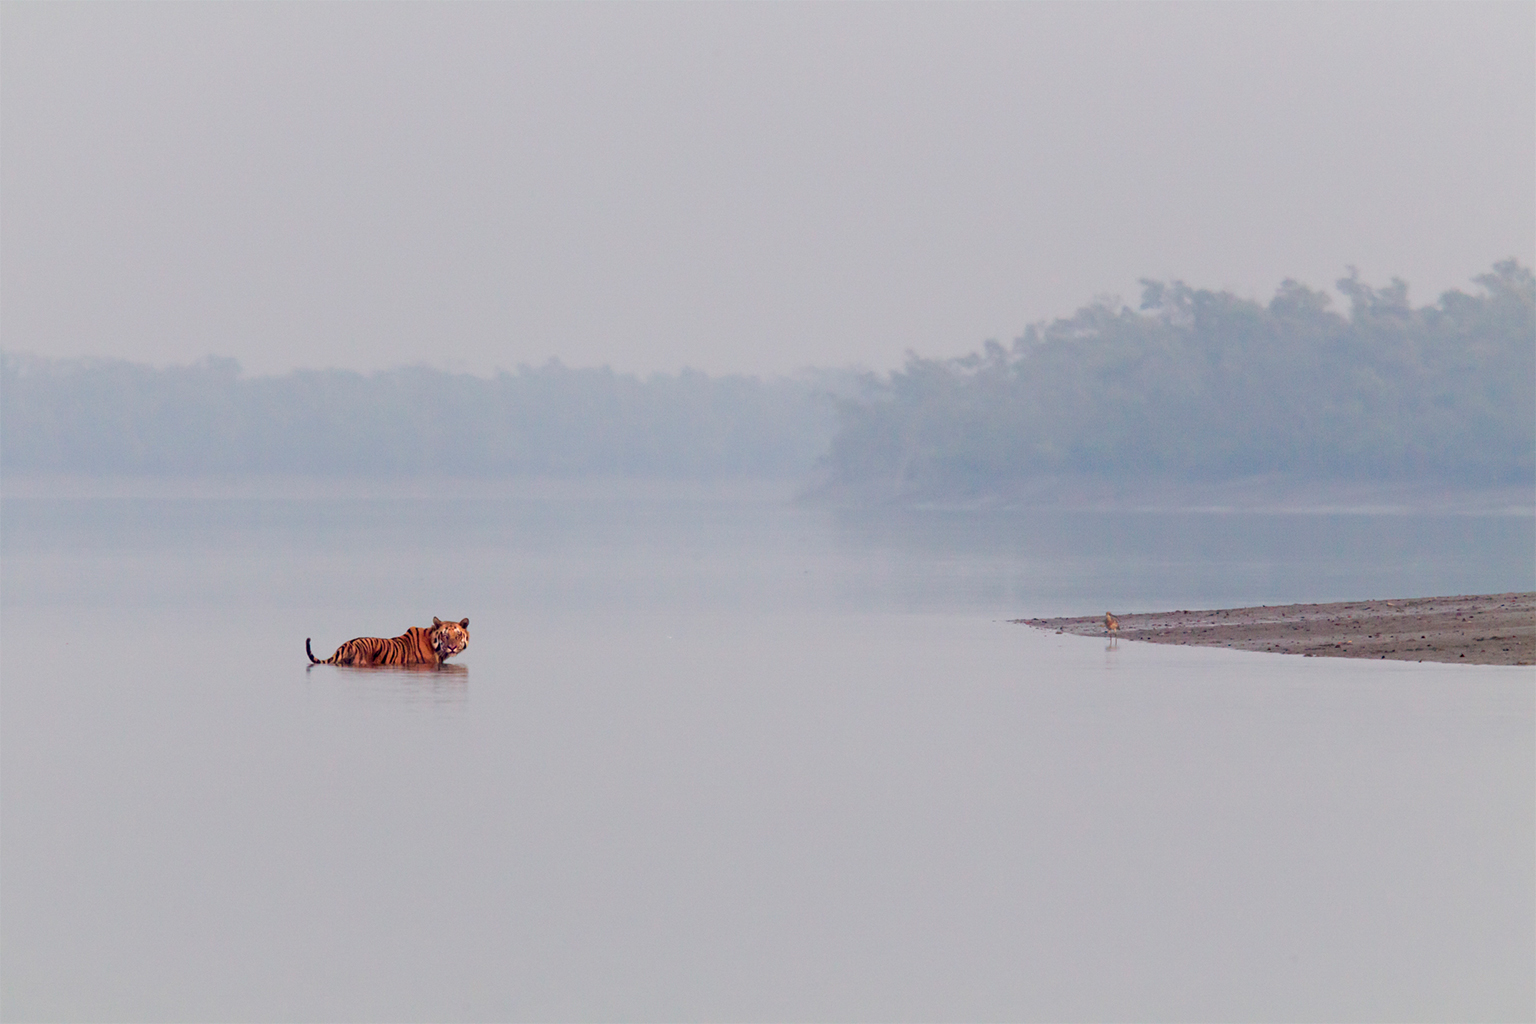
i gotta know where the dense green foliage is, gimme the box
[825,262,1535,497]
[0,358,840,478]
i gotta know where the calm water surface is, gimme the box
[3,483,1533,1021]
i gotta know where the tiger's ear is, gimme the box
[460,618,469,628]
[433,617,443,627]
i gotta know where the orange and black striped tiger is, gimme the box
[307,617,469,667]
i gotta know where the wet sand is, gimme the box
[1017,593,1535,666]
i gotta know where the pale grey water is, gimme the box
[3,483,1533,1021]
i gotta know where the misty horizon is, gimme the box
[5,260,1528,381]
[7,260,1530,497]
[4,3,1532,378]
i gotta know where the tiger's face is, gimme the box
[430,617,470,660]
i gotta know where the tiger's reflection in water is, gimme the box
[323,661,470,709]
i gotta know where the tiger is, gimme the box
[307,617,469,667]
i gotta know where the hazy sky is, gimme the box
[3,2,1532,378]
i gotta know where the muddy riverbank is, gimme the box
[1018,593,1535,665]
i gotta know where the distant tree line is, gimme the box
[822,261,1535,498]
[0,357,843,478]
[5,262,1531,492]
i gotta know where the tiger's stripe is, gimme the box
[307,617,469,667]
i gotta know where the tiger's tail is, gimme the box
[306,638,322,664]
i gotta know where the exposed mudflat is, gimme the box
[1017,593,1535,666]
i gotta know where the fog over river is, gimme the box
[2,482,1531,1021]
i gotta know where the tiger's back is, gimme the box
[307,617,470,667]
[314,633,425,667]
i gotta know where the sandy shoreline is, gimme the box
[1017,593,1535,666]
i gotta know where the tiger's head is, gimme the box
[430,617,470,660]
